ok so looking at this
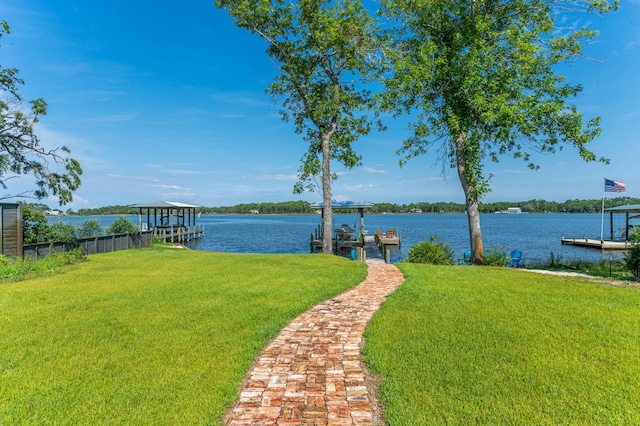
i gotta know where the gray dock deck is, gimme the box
[561,237,630,250]
[364,236,386,264]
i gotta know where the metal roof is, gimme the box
[604,204,640,213]
[310,195,373,209]
[131,201,200,209]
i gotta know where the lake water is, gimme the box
[51,213,626,264]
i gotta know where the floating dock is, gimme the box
[560,236,630,250]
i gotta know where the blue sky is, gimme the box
[1,1,639,209]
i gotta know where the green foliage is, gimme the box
[482,246,509,267]
[75,205,137,215]
[364,264,640,424]
[0,249,366,423]
[0,21,82,204]
[77,218,103,237]
[380,0,616,260]
[201,200,313,215]
[405,235,454,265]
[49,221,78,245]
[548,251,564,269]
[22,203,51,244]
[0,248,86,283]
[624,230,640,279]
[105,217,138,235]
[24,202,50,213]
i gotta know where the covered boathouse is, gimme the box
[310,195,401,263]
[131,201,204,243]
[561,203,640,250]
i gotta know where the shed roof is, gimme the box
[604,204,640,213]
[131,201,199,209]
[311,195,373,209]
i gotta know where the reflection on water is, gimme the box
[51,213,624,264]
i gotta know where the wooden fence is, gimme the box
[22,231,154,259]
[0,203,23,258]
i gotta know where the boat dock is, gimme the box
[561,236,630,250]
[311,227,402,264]
[154,225,205,243]
[132,201,206,244]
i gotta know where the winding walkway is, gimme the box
[226,262,405,425]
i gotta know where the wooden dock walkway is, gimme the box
[363,236,385,264]
[561,236,630,250]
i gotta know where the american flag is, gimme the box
[604,178,626,193]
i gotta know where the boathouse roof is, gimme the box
[131,201,199,209]
[604,204,640,213]
[310,195,373,209]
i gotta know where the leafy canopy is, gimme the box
[0,21,82,205]
[382,0,616,199]
[215,0,382,193]
[106,217,138,235]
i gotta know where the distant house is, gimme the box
[45,210,62,216]
[249,209,259,214]
[495,207,526,214]
[409,208,423,213]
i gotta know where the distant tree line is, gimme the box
[29,197,639,217]
[380,198,640,214]
[200,201,313,215]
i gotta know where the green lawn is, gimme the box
[0,247,367,424]
[363,264,640,425]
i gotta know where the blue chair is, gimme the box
[460,250,472,265]
[509,250,522,268]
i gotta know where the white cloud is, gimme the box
[255,174,297,182]
[361,167,388,174]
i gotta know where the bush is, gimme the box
[22,204,52,244]
[483,246,509,267]
[105,217,138,235]
[624,230,640,279]
[405,235,454,265]
[77,218,103,237]
[49,221,78,245]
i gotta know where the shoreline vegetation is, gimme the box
[37,196,640,216]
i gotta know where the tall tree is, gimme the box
[215,0,381,253]
[1,21,82,205]
[381,0,616,263]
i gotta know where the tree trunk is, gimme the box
[321,130,333,254]
[455,130,484,263]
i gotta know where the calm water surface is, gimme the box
[53,213,625,264]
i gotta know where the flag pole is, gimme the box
[600,177,606,241]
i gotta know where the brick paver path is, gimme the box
[226,263,404,425]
